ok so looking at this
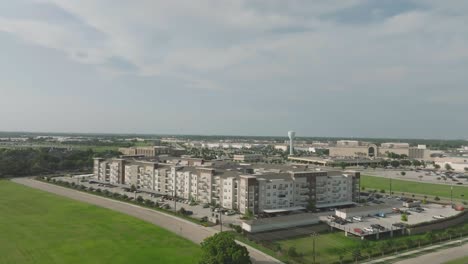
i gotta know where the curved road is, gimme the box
[11,178,281,264]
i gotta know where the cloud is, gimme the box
[1,0,468,137]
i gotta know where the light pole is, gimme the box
[311,232,318,264]
[450,184,453,207]
[173,190,177,212]
[219,211,223,232]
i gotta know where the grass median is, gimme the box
[0,180,201,264]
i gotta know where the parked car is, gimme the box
[432,215,445,219]
[363,227,374,232]
[224,210,236,216]
[352,216,362,222]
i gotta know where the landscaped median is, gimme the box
[35,176,216,227]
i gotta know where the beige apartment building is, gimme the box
[329,141,430,160]
[93,158,360,214]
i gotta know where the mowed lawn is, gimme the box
[361,175,467,199]
[278,232,360,263]
[444,256,468,264]
[0,180,201,264]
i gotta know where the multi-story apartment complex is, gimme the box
[93,157,360,214]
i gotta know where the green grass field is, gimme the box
[444,256,468,264]
[278,232,360,263]
[361,175,467,199]
[0,180,200,264]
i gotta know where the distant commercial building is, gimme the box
[329,141,430,160]
[118,146,184,157]
[93,158,360,213]
[233,154,263,162]
[433,157,468,172]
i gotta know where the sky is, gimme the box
[0,0,467,139]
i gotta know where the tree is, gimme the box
[434,196,440,201]
[400,171,406,176]
[425,231,435,245]
[381,160,389,168]
[418,175,423,181]
[401,213,408,222]
[339,162,347,170]
[199,232,251,264]
[401,160,411,166]
[404,238,414,249]
[178,207,187,215]
[377,243,386,256]
[391,160,400,168]
[244,209,253,220]
[445,163,453,171]
[136,195,144,203]
[351,248,361,263]
[412,160,422,167]
[434,164,441,170]
[370,163,377,170]
[130,184,137,192]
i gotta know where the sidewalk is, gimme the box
[363,237,468,264]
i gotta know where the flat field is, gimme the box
[0,180,200,264]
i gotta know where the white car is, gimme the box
[432,215,445,219]
[363,227,374,233]
[353,216,362,222]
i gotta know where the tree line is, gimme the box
[0,148,119,178]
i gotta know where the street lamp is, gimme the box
[311,232,318,264]
[450,184,453,206]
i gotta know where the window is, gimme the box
[267,185,271,189]
[273,185,276,189]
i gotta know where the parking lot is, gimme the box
[54,175,243,227]
[320,202,462,238]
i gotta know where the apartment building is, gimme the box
[93,158,359,214]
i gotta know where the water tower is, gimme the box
[288,131,295,156]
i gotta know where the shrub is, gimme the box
[288,247,299,258]
[434,196,440,201]
[136,196,144,203]
[401,213,408,222]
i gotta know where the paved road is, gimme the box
[12,178,282,264]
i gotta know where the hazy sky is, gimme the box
[1,1,467,139]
